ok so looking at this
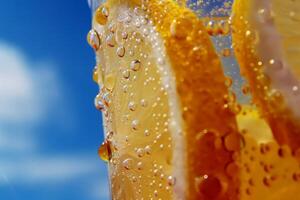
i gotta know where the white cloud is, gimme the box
[0,41,108,199]
[0,42,57,123]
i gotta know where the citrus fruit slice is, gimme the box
[232,0,300,150]
[236,106,300,200]
[88,0,241,199]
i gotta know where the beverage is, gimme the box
[87,0,300,199]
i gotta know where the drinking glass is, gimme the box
[88,0,300,199]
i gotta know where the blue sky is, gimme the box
[0,0,108,200]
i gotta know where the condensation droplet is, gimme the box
[123,85,128,93]
[98,140,112,162]
[137,148,145,157]
[122,70,130,79]
[144,129,150,136]
[137,161,143,170]
[87,29,101,50]
[94,94,105,111]
[122,31,128,39]
[95,5,109,25]
[122,158,133,170]
[154,190,158,197]
[141,99,148,107]
[128,101,136,111]
[106,34,116,47]
[130,60,141,71]
[167,176,176,186]
[131,119,139,130]
[104,73,116,91]
[145,145,151,154]
[102,92,111,106]
[117,46,125,57]
[93,66,99,83]
[108,23,117,33]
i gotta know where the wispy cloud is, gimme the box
[0,155,101,184]
[0,41,59,155]
[0,41,108,199]
[0,42,55,123]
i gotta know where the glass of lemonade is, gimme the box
[87,0,300,199]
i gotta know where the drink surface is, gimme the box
[87,0,300,199]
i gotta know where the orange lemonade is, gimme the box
[87,0,300,199]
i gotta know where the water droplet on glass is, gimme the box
[141,99,148,107]
[108,22,117,33]
[167,176,176,186]
[93,66,99,83]
[137,148,145,157]
[98,140,112,162]
[137,161,143,170]
[117,46,126,57]
[122,158,133,170]
[104,73,116,91]
[102,92,111,106]
[106,34,116,47]
[130,60,141,71]
[122,31,128,39]
[154,190,158,197]
[87,29,101,51]
[122,70,130,79]
[128,101,136,111]
[144,129,150,136]
[94,94,105,111]
[145,145,151,154]
[131,119,139,130]
[95,5,109,25]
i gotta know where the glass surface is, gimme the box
[88,0,300,199]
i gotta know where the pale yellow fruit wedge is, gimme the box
[90,0,240,199]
